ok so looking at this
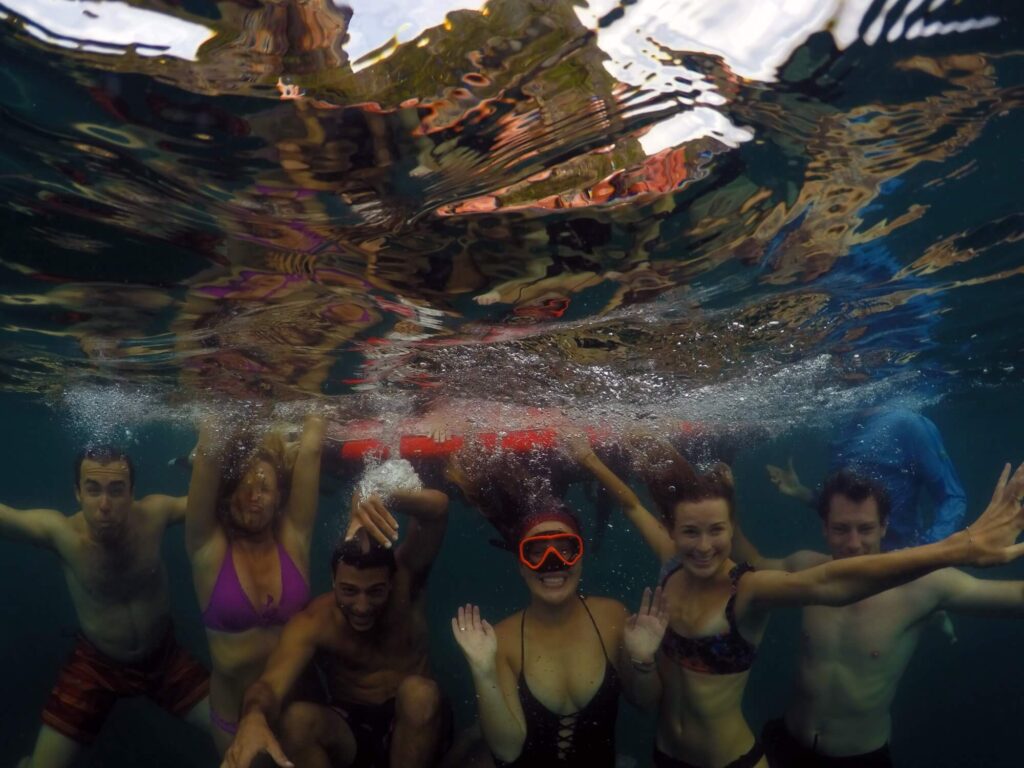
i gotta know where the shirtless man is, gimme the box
[0,445,210,768]
[735,469,1024,767]
[222,486,450,768]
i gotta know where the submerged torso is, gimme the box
[58,507,173,663]
[315,570,432,706]
[785,577,937,756]
[656,558,765,768]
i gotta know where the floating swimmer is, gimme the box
[0,445,210,768]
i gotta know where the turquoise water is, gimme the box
[1,0,1024,765]
[3,392,1023,766]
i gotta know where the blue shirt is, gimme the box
[829,409,967,549]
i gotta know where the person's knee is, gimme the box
[279,701,324,750]
[396,676,441,728]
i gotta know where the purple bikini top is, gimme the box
[202,542,310,633]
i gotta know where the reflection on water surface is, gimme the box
[0,0,1021,435]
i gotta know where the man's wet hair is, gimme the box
[331,536,397,576]
[817,470,891,524]
[74,446,134,489]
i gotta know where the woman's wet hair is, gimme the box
[666,464,736,523]
[817,470,891,524]
[331,536,397,575]
[514,501,582,543]
[74,445,134,489]
[216,430,289,524]
[446,449,576,547]
[640,445,733,525]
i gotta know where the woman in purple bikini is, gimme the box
[186,414,324,754]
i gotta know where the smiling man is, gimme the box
[0,445,210,768]
[222,487,450,768]
[735,469,1024,767]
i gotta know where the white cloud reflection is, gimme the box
[345,0,488,68]
[574,0,1000,82]
[1,0,214,60]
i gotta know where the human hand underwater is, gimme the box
[346,494,399,549]
[452,603,498,672]
[766,457,810,500]
[623,586,669,663]
[958,462,1024,567]
[221,713,293,768]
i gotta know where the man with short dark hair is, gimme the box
[0,445,210,768]
[222,487,450,768]
[736,467,1024,767]
[768,408,966,550]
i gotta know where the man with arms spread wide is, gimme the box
[736,469,1024,767]
[223,485,450,768]
[0,445,210,768]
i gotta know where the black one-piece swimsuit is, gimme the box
[494,595,621,768]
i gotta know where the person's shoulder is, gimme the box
[493,610,523,640]
[287,593,337,637]
[46,508,79,545]
[303,592,337,617]
[135,494,182,519]
[582,595,628,620]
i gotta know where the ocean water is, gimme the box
[1,0,1023,765]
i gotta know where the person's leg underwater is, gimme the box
[390,676,444,768]
[280,701,358,768]
[19,724,84,768]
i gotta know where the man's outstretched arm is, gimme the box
[933,569,1024,617]
[730,522,828,573]
[141,494,188,526]
[0,501,65,549]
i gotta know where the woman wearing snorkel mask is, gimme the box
[452,504,668,768]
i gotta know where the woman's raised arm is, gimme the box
[186,420,225,556]
[284,413,325,537]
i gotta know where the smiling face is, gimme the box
[823,494,886,559]
[76,459,133,542]
[333,563,393,632]
[671,497,734,579]
[518,521,582,606]
[228,459,281,534]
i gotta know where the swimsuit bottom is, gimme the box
[329,695,453,768]
[41,626,209,744]
[761,718,893,768]
[654,740,764,768]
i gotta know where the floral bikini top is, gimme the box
[658,559,757,675]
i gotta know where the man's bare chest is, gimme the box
[69,534,165,603]
[801,594,922,666]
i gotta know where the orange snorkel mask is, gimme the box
[518,531,584,572]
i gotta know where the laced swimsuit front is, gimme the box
[494,594,620,768]
[658,560,757,674]
[201,541,310,633]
